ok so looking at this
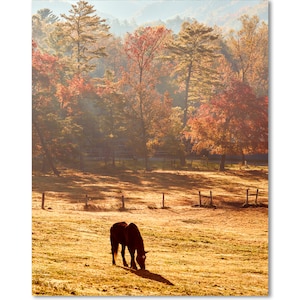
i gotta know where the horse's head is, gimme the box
[136,251,148,270]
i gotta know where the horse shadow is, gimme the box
[118,266,174,286]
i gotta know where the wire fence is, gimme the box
[35,187,268,212]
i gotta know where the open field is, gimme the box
[32,166,268,296]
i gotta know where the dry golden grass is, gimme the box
[32,166,268,296]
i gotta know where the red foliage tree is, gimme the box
[33,40,98,172]
[32,40,62,175]
[187,80,268,170]
[56,75,95,116]
[121,26,172,169]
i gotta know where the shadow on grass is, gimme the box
[32,167,268,210]
[118,266,174,286]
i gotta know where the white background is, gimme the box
[1,0,299,299]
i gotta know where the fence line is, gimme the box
[38,188,267,211]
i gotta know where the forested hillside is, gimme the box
[32,0,268,174]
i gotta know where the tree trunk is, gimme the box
[33,119,60,176]
[181,65,192,166]
[137,69,150,171]
[79,151,85,171]
[41,155,48,173]
[140,113,149,170]
[112,148,115,167]
[219,154,226,171]
[144,153,150,171]
[183,63,192,127]
[178,149,186,166]
[241,152,246,165]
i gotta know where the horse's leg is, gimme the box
[111,240,118,265]
[121,244,128,267]
[129,248,137,270]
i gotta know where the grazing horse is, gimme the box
[110,222,147,270]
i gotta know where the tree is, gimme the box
[168,21,220,127]
[95,70,127,166]
[32,40,62,175]
[32,9,59,51]
[37,8,59,23]
[159,106,186,158]
[227,15,268,96]
[46,1,112,169]
[92,35,127,79]
[122,26,172,170]
[58,0,110,75]
[56,74,100,170]
[187,80,268,171]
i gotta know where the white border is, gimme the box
[1,1,299,299]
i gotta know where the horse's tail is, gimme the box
[113,242,119,260]
[110,228,119,263]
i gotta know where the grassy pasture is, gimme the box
[32,166,268,296]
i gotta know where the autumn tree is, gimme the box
[95,70,127,166]
[168,21,220,126]
[122,26,172,170]
[43,1,112,169]
[227,15,268,96]
[33,40,96,173]
[187,80,268,171]
[32,9,59,51]
[55,0,110,76]
[56,75,100,170]
[92,36,127,79]
[32,40,62,175]
[159,106,186,158]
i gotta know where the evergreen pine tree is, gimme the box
[168,21,220,126]
[59,0,111,75]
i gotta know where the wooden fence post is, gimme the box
[162,193,165,208]
[210,190,213,206]
[85,194,88,207]
[121,195,125,209]
[255,189,259,205]
[199,191,202,207]
[246,189,249,205]
[41,192,45,209]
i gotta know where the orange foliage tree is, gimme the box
[33,39,100,173]
[187,80,268,170]
[32,40,62,175]
[227,15,268,96]
[56,75,100,170]
[121,26,173,169]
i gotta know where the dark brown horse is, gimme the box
[110,222,147,270]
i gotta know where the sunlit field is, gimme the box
[31,0,269,295]
[32,163,268,296]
